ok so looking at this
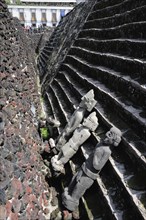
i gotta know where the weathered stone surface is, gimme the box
[38,0,95,85]
[0,1,57,219]
[38,0,146,219]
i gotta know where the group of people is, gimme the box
[23,25,48,34]
[49,89,122,213]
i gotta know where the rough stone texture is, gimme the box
[29,29,54,55]
[38,0,146,219]
[37,0,95,85]
[0,1,57,219]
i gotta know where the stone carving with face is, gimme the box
[51,112,99,173]
[62,126,122,212]
[56,90,97,150]
[104,127,122,146]
[79,89,97,112]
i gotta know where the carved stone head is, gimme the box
[83,111,98,131]
[104,127,122,146]
[79,90,97,111]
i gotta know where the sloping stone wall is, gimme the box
[37,0,95,85]
[0,1,57,219]
[29,29,53,54]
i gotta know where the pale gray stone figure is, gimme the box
[55,90,97,151]
[62,127,122,211]
[51,112,99,172]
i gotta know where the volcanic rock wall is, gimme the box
[38,0,146,219]
[0,1,57,220]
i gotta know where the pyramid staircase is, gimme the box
[37,0,95,83]
[38,0,146,219]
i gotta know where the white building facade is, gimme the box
[8,0,76,28]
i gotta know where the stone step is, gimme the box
[45,35,55,43]
[40,51,51,60]
[42,46,54,53]
[54,75,80,107]
[48,85,68,129]
[69,141,145,220]
[93,104,146,169]
[45,39,54,44]
[62,53,146,106]
[78,21,146,40]
[90,134,146,218]
[43,92,60,137]
[68,47,146,79]
[39,54,47,66]
[84,5,146,29]
[37,58,47,72]
[89,0,146,20]
[62,161,91,219]
[43,93,53,118]
[92,0,124,11]
[44,33,59,45]
[69,159,119,220]
[47,38,59,47]
[53,69,146,166]
[98,159,146,220]
[108,156,146,218]
[56,72,82,103]
[52,70,146,219]
[38,0,146,217]
[51,80,73,118]
[44,40,57,48]
[59,63,146,140]
[44,93,60,135]
[41,49,52,57]
[48,29,61,40]
[45,39,54,45]
[45,90,66,132]
[56,69,146,164]
[70,131,145,219]
[74,38,146,59]
[53,79,76,113]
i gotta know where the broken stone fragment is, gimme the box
[47,117,60,127]
[49,138,55,148]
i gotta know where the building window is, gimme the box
[19,11,24,21]
[51,10,57,26]
[60,9,65,18]
[41,10,47,23]
[31,11,36,22]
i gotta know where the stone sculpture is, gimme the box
[51,112,99,172]
[62,127,122,211]
[56,90,97,150]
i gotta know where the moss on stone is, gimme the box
[40,127,49,140]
